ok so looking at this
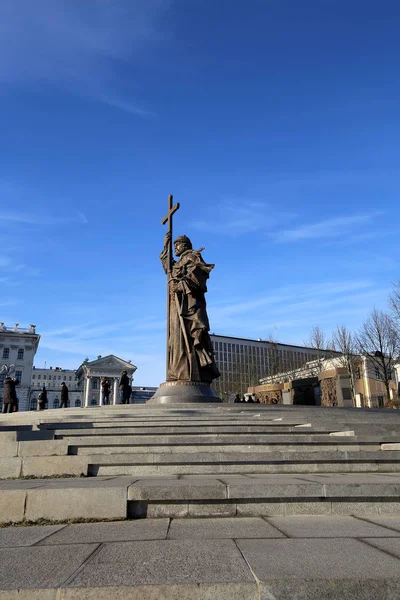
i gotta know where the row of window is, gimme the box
[2,348,24,360]
[32,374,74,381]
[212,342,312,365]
[355,366,393,380]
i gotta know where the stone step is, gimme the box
[73,442,381,454]
[94,464,400,476]
[51,426,356,436]
[64,433,357,445]
[128,473,400,519]
[87,449,400,463]
[2,474,400,525]
[90,453,400,476]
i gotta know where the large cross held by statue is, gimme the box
[162,194,180,374]
[161,194,180,274]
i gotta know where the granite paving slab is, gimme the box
[37,519,170,545]
[266,516,400,538]
[361,537,400,559]
[0,544,98,589]
[237,538,400,599]
[360,516,400,533]
[168,517,284,539]
[0,525,66,548]
[66,539,255,587]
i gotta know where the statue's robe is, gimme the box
[160,247,220,383]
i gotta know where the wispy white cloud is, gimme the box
[36,316,166,385]
[0,255,41,278]
[263,167,400,188]
[0,256,24,273]
[0,210,87,226]
[191,201,295,236]
[210,280,373,319]
[276,213,381,242]
[0,299,19,307]
[0,0,170,115]
[208,278,384,344]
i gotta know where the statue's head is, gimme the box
[174,235,192,256]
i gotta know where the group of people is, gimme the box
[2,370,133,413]
[101,371,132,405]
[234,394,260,403]
[36,381,69,410]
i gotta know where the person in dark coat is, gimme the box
[60,382,69,408]
[37,385,48,411]
[101,378,111,405]
[119,371,130,404]
[2,376,19,413]
[125,383,132,405]
[234,394,241,403]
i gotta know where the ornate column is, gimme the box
[84,376,90,407]
[113,378,118,405]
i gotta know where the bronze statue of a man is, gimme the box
[160,231,220,384]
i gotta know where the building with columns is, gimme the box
[0,323,40,411]
[76,355,137,407]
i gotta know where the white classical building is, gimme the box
[0,323,40,411]
[76,355,137,407]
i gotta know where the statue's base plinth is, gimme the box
[148,380,222,404]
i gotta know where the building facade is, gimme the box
[210,334,327,398]
[31,366,81,410]
[251,356,398,408]
[0,323,40,411]
[76,355,137,407]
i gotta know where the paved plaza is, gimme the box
[2,516,400,598]
[1,404,400,597]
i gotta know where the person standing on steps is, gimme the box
[60,381,69,408]
[37,385,48,411]
[2,376,19,413]
[101,378,111,405]
[119,370,130,404]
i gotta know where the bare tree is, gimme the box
[331,325,358,404]
[305,325,332,376]
[265,333,284,383]
[356,308,400,402]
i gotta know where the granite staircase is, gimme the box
[1,404,400,523]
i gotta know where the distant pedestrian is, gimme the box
[60,382,69,408]
[2,376,19,413]
[234,394,241,403]
[37,385,48,411]
[125,383,132,405]
[119,371,130,404]
[101,378,111,405]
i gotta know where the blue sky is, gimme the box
[1,0,399,386]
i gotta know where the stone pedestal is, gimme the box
[148,381,221,404]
